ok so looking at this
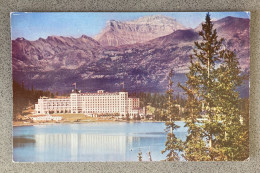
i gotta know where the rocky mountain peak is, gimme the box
[15,37,26,41]
[94,15,186,47]
[81,34,89,38]
[80,34,100,45]
[46,35,58,40]
[125,15,178,25]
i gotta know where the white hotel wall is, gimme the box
[35,90,141,116]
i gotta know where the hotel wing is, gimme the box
[35,89,145,119]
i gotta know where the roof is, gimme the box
[71,89,80,93]
[81,92,120,96]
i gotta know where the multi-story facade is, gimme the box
[35,89,142,117]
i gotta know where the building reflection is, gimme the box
[34,133,140,161]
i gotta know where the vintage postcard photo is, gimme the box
[12,12,250,162]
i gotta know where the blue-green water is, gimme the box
[13,122,188,162]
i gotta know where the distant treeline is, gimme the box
[129,92,187,121]
[129,92,186,108]
[13,80,249,124]
[13,80,55,120]
[129,91,249,122]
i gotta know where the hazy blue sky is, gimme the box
[11,12,250,41]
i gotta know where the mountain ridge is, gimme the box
[94,15,187,47]
[12,16,250,97]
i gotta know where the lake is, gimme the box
[13,122,188,162]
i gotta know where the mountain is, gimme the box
[12,16,250,97]
[148,29,199,46]
[215,16,250,72]
[94,15,186,47]
[12,35,102,72]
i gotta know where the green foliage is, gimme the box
[213,50,249,161]
[13,80,54,120]
[161,69,183,161]
[179,13,249,161]
[239,98,249,160]
[129,91,186,121]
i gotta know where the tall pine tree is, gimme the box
[214,50,248,160]
[180,13,247,161]
[162,69,182,161]
[178,55,210,161]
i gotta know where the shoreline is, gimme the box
[13,120,173,127]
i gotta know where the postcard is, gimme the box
[12,12,250,162]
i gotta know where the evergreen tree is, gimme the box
[162,69,182,161]
[13,80,55,121]
[180,13,247,161]
[154,108,161,121]
[181,12,226,160]
[238,98,249,160]
[214,50,248,160]
[178,55,210,161]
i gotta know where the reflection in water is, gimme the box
[13,137,36,148]
[13,122,187,162]
[34,134,134,161]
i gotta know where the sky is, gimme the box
[11,12,250,41]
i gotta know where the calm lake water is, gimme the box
[13,122,188,162]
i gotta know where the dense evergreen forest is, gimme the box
[13,80,54,120]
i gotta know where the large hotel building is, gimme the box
[35,89,144,118]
